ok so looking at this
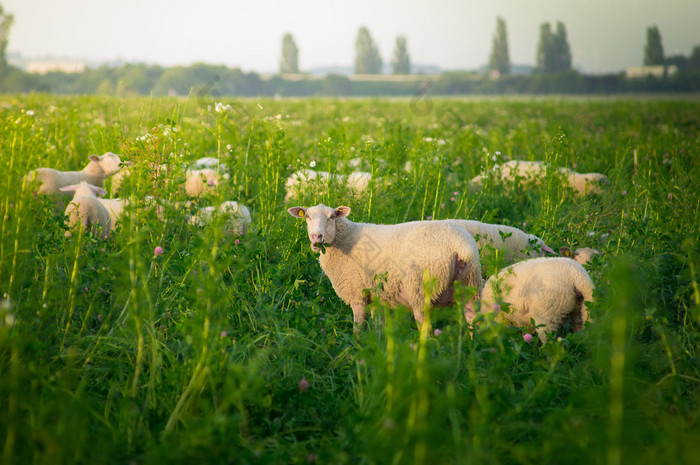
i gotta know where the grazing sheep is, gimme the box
[288,204,482,330]
[188,201,252,236]
[475,257,595,341]
[25,152,123,207]
[59,182,112,238]
[559,246,601,265]
[185,168,225,197]
[193,157,227,171]
[450,220,555,265]
[284,169,372,202]
[470,160,608,195]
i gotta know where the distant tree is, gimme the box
[644,26,664,66]
[536,21,572,73]
[354,26,383,74]
[689,45,700,71]
[535,22,555,73]
[391,36,410,74]
[0,3,14,86]
[488,16,510,77]
[279,33,299,74]
[553,22,572,72]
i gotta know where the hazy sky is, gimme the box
[4,0,699,73]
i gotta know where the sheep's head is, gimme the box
[560,246,601,265]
[583,173,609,194]
[288,203,351,253]
[88,152,123,176]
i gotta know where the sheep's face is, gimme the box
[288,204,351,253]
[89,152,123,175]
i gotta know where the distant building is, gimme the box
[626,65,678,79]
[25,60,86,74]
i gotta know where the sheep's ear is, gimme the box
[335,206,351,218]
[88,154,100,162]
[89,185,107,197]
[288,207,307,218]
[59,184,79,192]
[559,246,573,258]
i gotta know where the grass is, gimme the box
[0,94,699,464]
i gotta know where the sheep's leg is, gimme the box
[351,302,367,335]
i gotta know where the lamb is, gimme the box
[470,160,608,195]
[188,201,252,236]
[99,198,129,231]
[25,152,123,206]
[450,220,555,265]
[559,246,601,265]
[185,168,225,197]
[475,257,595,341]
[59,182,112,238]
[284,169,372,202]
[288,204,482,331]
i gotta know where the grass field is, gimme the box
[1,94,699,464]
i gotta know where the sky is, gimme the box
[3,0,700,74]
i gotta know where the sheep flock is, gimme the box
[26,151,605,343]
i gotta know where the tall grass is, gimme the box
[0,95,699,464]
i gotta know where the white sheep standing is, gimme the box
[475,257,595,341]
[559,246,601,265]
[284,169,372,202]
[185,168,228,197]
[99,198,129,232]
[59,182,112,238]
[25,152,123,206]
[188,201,252,236]
[470,160,608,195]
[450,220,555,264]
[288,204,482,330]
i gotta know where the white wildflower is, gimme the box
[310,160,316,168]
[25,110,35,116]
[423,137,433,143]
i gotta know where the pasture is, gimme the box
[0,94,699,464]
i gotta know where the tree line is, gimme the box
[1,5,699,96]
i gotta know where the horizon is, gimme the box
[4,0,700,75]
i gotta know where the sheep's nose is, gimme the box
[310,233,324,243]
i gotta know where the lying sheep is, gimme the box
[470,160,608,195]
[284,169,372,202]
[193,157,227,171]
[59,182,112,238]
[188,201,252,236]
[451,220,555,265]
[25,152,123,207]
[475,257,595,341]
[288,204,482,330]
[559,246,601,265]
[185,168,228,197]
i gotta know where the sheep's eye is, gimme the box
[329,213,336,220]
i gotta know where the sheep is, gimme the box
[470,160,608,195]
[450,220,555,265]
[284,169,372,202]
[185,168,225,197]
[99,198,129,231]
[59,182,112,238]
[25,152,123,207]
[288,204,482,331]
[188,201,252,236]
[110,162,173,195]
[475,257,595,341]
[559,246,601,265]
[193,157,227,171]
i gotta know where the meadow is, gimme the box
[0,93,699,465]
